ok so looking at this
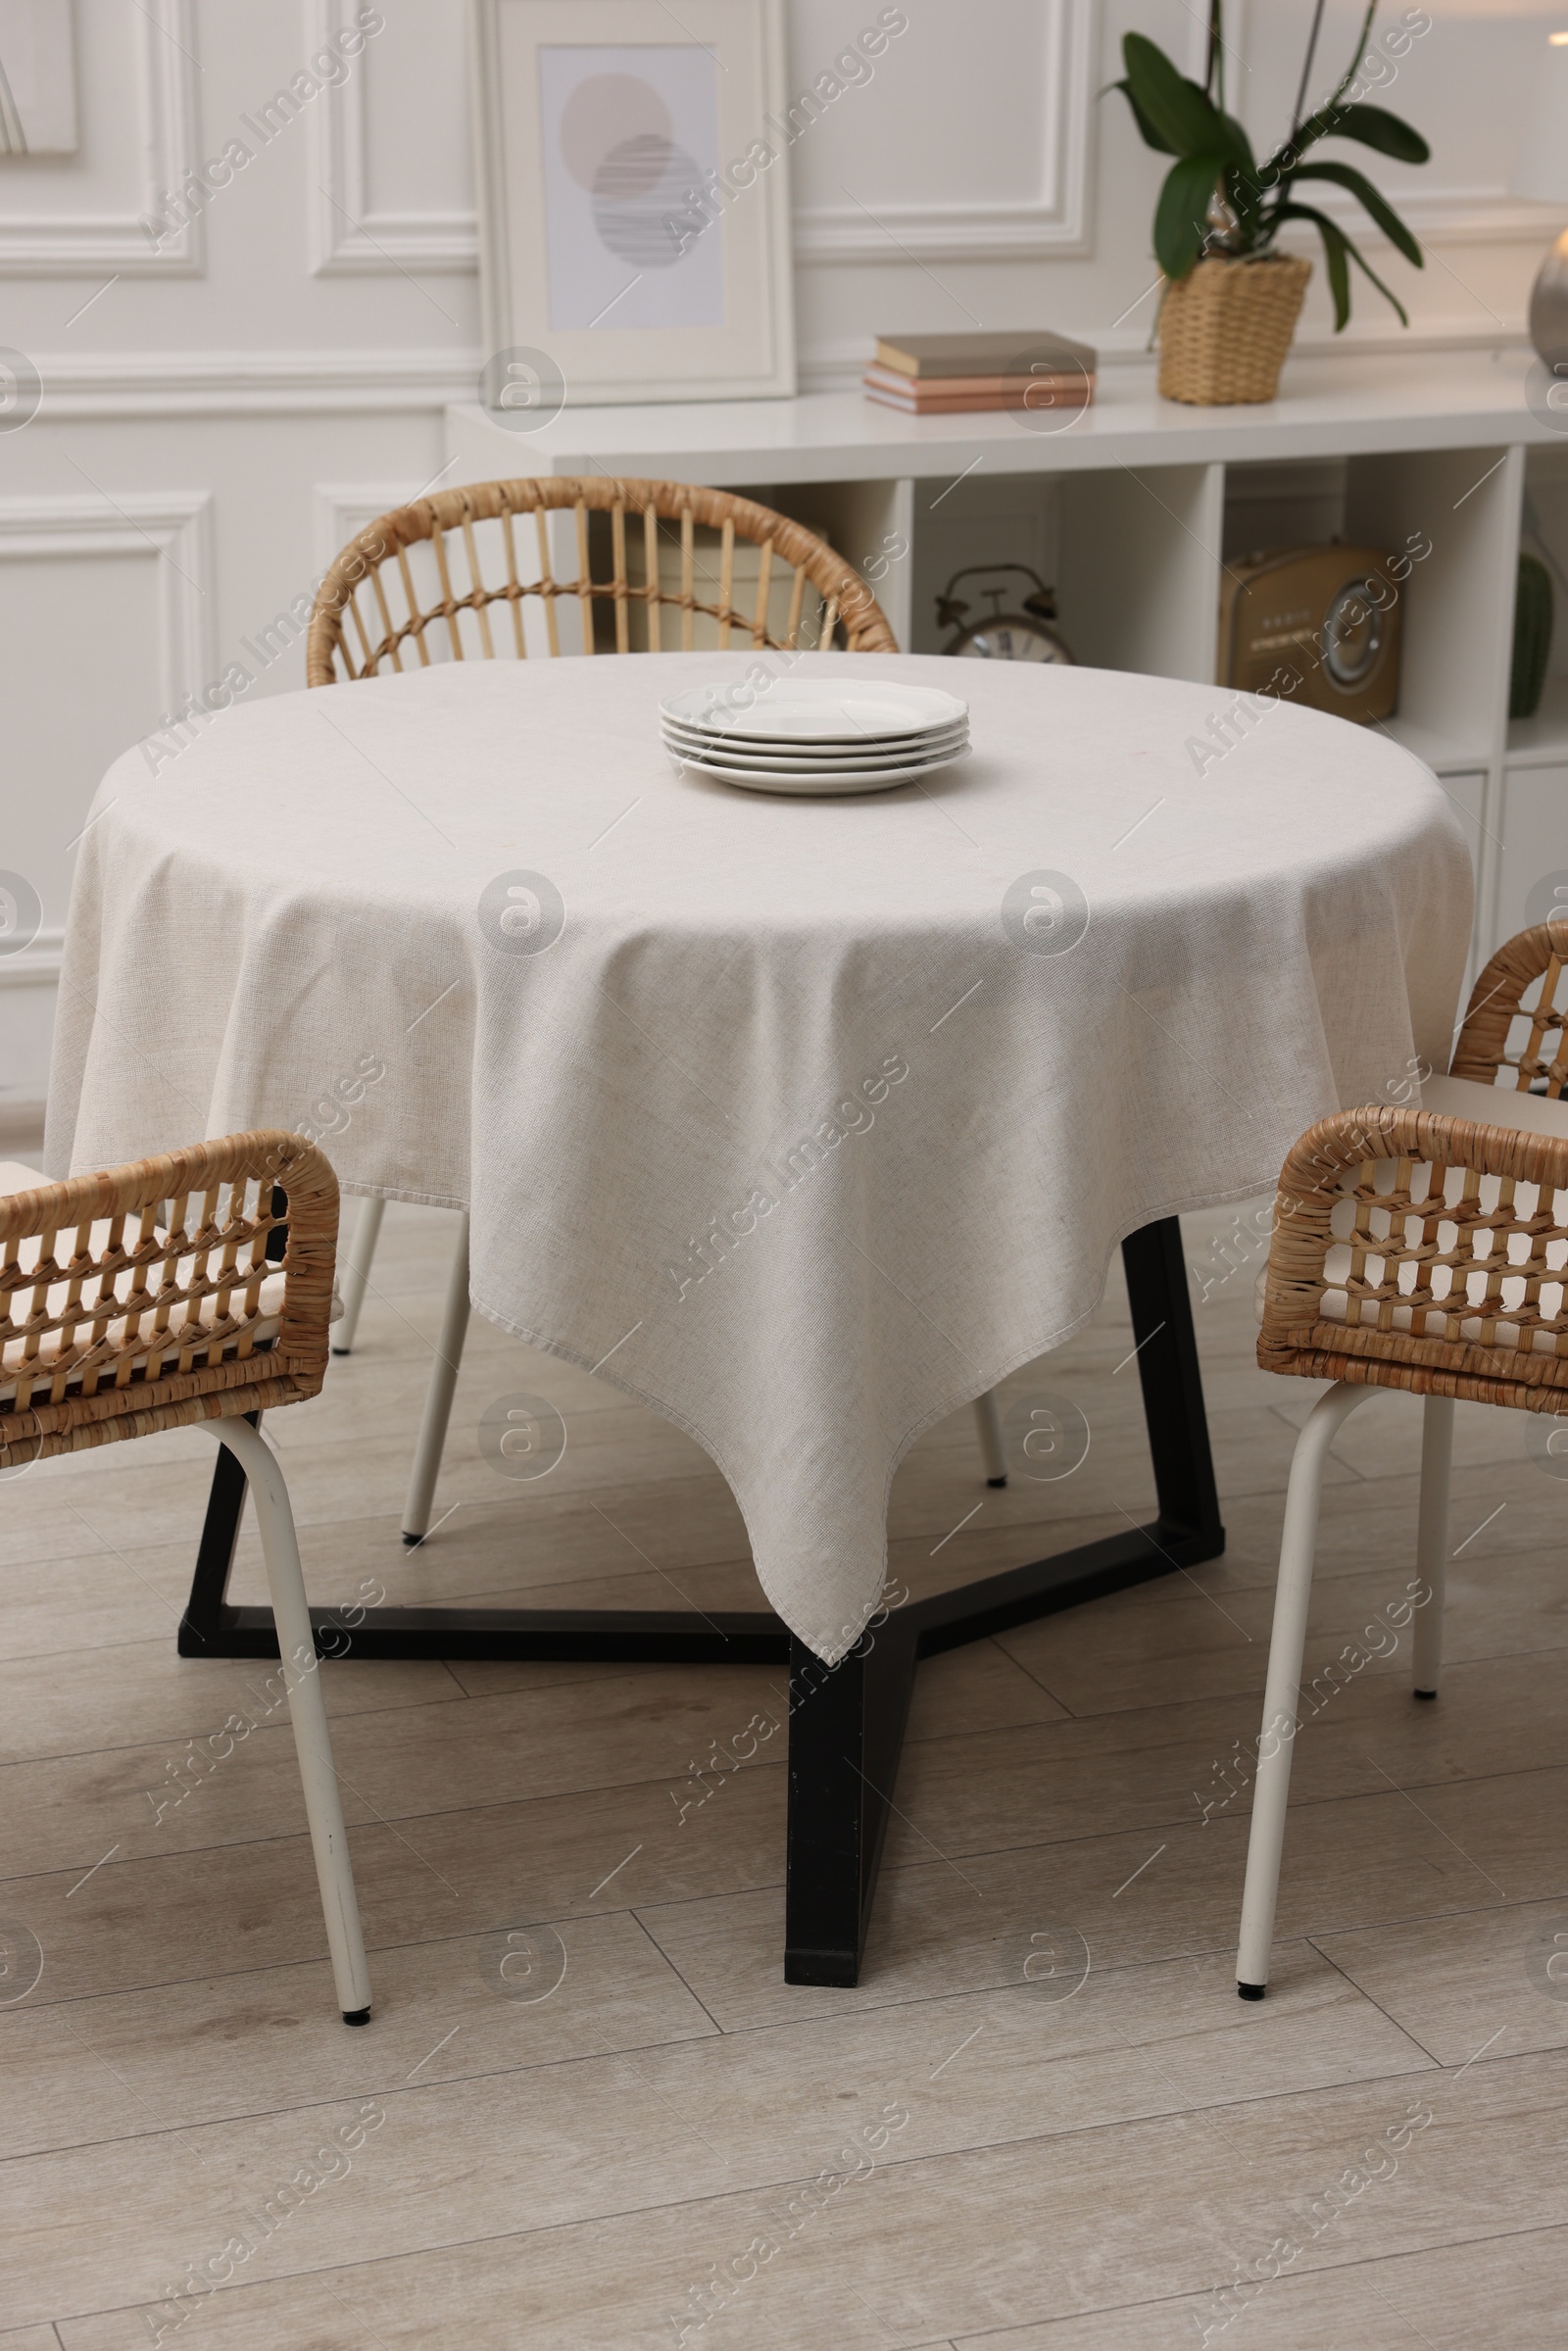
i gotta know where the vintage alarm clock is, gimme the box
[936,564,1075,662]
[1218,542,1402,722]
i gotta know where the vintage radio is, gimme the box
[1217,542,1402,722]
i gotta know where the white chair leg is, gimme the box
[198,1416,371,2025]
[332,1196,385,1355]
[402,1212,472,1544]
[1412,1394,1453,1699]
[1237,1380,1373,2001]
[973,1389,1007,1486]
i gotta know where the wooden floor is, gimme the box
[3,1192,1566,2348]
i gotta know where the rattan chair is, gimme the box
[306,474,899,687]
[304,477,1011,1543]
[1237,920,1568,1998]
[0,1133,371,2025]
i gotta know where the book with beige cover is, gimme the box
[874,331,1096,378]
[865,332,1096,415]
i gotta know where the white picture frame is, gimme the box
[0,0,78,155]
[469,0,795,406]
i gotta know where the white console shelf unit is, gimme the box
[447,352,1568,978]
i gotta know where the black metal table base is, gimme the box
[180,1217,1222,1985]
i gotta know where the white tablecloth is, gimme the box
[47,652,1471,1659]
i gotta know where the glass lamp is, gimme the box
[1514,30,1568,366]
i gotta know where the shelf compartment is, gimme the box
[1506,672,1568,765]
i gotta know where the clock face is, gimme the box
[955,621,1072,662]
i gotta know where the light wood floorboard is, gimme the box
[2,1198,1560,2345]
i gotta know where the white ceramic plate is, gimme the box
[662,728,968,775]
[661,722,968,771]
[661,677,967,743]
[667,744,969,795]
[666,716,969,754]
[662,709,968,746]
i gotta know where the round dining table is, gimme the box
[47,648,1473,1982]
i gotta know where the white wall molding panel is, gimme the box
[307,0,476,276]
[24,349,483,417]
[0,0,203,275]
[0,491,214,1112]
[791,0,1098,263]
[0,489,215,707]
[308,0,1101,277]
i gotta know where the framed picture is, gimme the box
[469,0,795,406]
[0,0,77,154]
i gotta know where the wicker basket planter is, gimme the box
[1157,253,1312,406]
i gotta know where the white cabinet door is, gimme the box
[1497,765,1568,948]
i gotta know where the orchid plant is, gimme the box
[1114,1,1431,328]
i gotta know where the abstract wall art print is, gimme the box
[470,0,794,404]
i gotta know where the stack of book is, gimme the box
[863,331,1096,416]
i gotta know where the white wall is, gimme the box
[0,0,1556,1130]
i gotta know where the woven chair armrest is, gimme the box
[1274,1103,1568,1206]
[0,1128,333,1249]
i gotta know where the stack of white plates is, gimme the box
[660,678,969,796]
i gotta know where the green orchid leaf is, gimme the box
[1274,202,1350,327]
[1323,103,1431,165]
[1122,33,1250,168]
[1110,75,1178,156]
[1217,109,1255,178]
[1283,108,1333,165]
[1275,202,1411,328]
[1155,155,1225,281]
[1224,157,1268,235]
[1293,161,1423,268]
[1335,221,1412,326]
